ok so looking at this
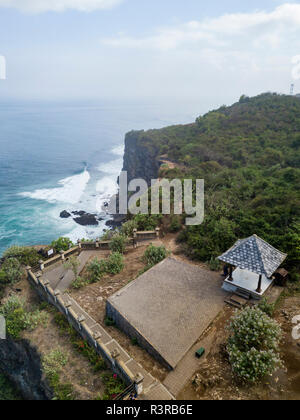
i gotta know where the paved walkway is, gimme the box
[44,251,107,292]
[163,331,216,397]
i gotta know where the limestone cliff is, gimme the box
[122,130,161,185]
[0,338,53,400]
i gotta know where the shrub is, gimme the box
[42,349,75,400]
[72,276,90,290]
[0,295,49,339]
[43,349,69,380]
[208,257,221,272]
[101,373,127,398]
[1,258,23,285]
[51,237,73,253]
[133,214,162,231]
[109,234,127,254]
[0,296,26,339]
[104,317,116,327]
[121,220,138,237]
[169,216,181,233]
[87,258,106,282]
[258,298,276,317]
[3,246,40,267]
[227,307,283,383]
[106,252,124,275]
[23,310,49,331]
[144,244,167,267]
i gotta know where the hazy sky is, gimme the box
[0,0,300,112]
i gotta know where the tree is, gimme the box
[227,307,283,383]
[51,237,73,253]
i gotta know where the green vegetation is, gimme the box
[42,349,76,400]
[73,253,124,289]
[0,257,24,299]
[51,237,74,253]
[105,252,124,275]
[130,94,300,274]
[258,298,276,317]
[131,214,162,231]
[53,312,126,399]
[143,244,167,268]
[121,220,138,237]
[227,307,283,383]
[0,295,49,339]
[109,234,127,254]
[104,317,116,327]
[169,216,182,233]
[3,246,40,267]
[0,373,22,400]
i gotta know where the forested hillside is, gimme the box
[129,93,300,275]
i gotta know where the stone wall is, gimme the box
[106,300,172,370]
[26,268,144,393]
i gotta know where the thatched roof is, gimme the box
[218,234,287,278]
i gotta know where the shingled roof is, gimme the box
[218,235,287,278]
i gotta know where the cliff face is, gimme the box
[0,338,53,400]
[122,130,161,185]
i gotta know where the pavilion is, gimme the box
[218,234,287,299]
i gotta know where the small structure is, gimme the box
[218,234,287,299]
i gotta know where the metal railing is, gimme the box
[113,382,136,400]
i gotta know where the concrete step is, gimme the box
[224,299,242,309]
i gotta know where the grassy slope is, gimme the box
[132,93,300,273]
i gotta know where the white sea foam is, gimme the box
[98,158,123,175]
[20,169,90,205]
[111,144,125,156]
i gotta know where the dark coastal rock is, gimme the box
[60,210,71,219]
[105,215,126,229]
[72,211,86,217]
[73,212,99,226]
[0,338,53,400]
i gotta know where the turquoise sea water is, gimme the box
[0,101,194,256]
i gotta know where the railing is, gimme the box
[113,382,136,400]
[32,228,160,273]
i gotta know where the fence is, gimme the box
[26,267,145,396]
[33,229,160,273]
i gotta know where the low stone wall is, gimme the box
[35,229,160,273]
[26,268,145,394]
[106,300,172,370]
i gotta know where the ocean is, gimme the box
[0,101,194,256]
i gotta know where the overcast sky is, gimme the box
[0,0,300,112]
